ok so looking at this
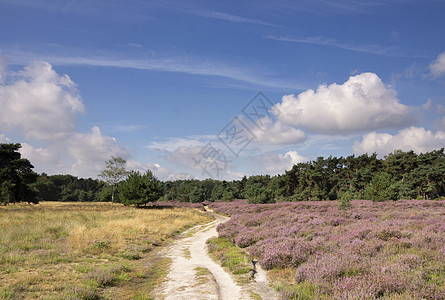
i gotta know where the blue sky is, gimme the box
[0,0,444,180]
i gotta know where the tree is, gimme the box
[98,156,128,203]
[221,188,234,202]
[118,170,163,207]
[246,183,275,204]
[364,172,399,202]
[190,185,206,203]
[0,143,38,204]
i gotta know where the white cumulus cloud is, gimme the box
[0,55,129,178]
[274,72,415,134]
[67,127,129,177]
[0,60,84,141]
[430,51,445,77]
[254,151,308,175]
[353,126,445,156]
[251,117,306,145]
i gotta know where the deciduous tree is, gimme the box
[98,156,128,203]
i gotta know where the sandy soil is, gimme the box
[154,212,277,300]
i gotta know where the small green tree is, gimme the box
[364,172,399,202]
[98,156,128,203]
[246,183,275,204]
[118,170,162,207]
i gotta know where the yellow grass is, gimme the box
[0,201,213,299]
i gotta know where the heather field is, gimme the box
[211,200,445,299]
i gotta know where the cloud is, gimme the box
[124,160,172,181]
[435,117,445,131]
[0,60,84,141]
[265,36,426,58]
[110,125,146,133]
[164,144,245,179]
[4,50,304,90]
[165,145,206,170]
[430,51,445,77]
[192,10,274,26]
[254,151,308,175]
[148,136,211,152]
[67,126,129,177]
[0,52,7,83]
[0,133,11,143]
[422,98,433,110]
[353,126,445,156]
[145,163,172,181]
[167,173,196,181]
[275,72,415,135]
[0,56,129,178]
[250,117,306,145]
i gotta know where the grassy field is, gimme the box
[0,201,213,299]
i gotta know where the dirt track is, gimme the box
[155,212,277,300]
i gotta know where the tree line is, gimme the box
[1,143,444,206]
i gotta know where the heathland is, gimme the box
[0,202,213,299]
[211,200,445,299]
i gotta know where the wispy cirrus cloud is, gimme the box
[3,49,304,90]
[110,125,146,133]
[265,35,429,58]
[191,10,275,26]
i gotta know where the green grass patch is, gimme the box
[206,237,253,284]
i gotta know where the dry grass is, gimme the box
[0,201,213,299]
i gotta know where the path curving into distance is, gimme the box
[155,211,277,300]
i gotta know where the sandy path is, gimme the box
[155,212,277,300]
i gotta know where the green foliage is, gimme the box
[189,185,205,203]
[364,172,399,202]
[0,143,38,205]
[34,174,103,202]
[3,142,444,205]
[118,170,163,207]
[97,184,112,202]
[221,189,234,202]
[246,183,275,204]
[98,156,128,203]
